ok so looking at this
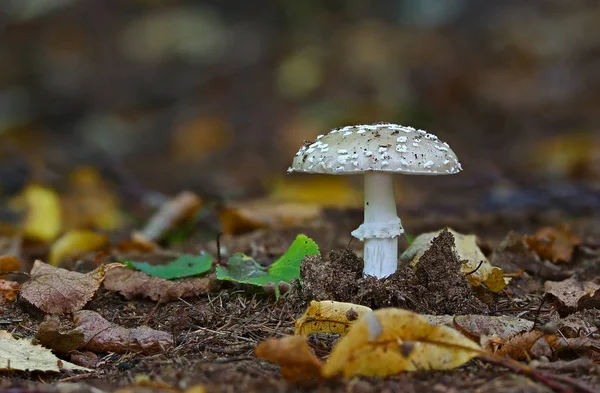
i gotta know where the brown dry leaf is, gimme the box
[295,300,373,336]
[20,260,114,315]
[62,167,122,231]
[219,200,321,235]
[493,331,564,360]
[116,233,159,253]
[139,191,202,242]
[0,330,89,372]
[0,279,19,302]
[525,225,581,263]
[401,228,509,292]
[103,265,212,302]
[170,115,232,163]
[0,255,20,276]
[322,308,481,378]
[49,230,109,266]
[35,316,85,353]
[18,184,62,242]
[544,277,600,316]
[255,335,323,381]
[74,310,173,355]
[422,315,534,344]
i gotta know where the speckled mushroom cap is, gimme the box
[288,123,462,175]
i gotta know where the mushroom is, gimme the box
[287,122,462,278]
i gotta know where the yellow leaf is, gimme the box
[20,185,62,242]
[295,300,373,336]
[49,230,109,266]
[62,167,122,231]
[268,176,362,208]
[322,308,481,378]
[219,200,321,235]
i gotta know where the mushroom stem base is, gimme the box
[363,238,398,278]
[351,173,403,279]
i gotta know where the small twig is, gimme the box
[530,297,547,332]
[56,373,94,383]
[465,260,484,276]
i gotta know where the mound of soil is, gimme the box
[298,229,488,314]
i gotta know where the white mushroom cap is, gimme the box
[288,122,462,175]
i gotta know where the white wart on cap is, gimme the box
[288,123,462,175]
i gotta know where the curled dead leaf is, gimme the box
[525,225,581,263]
[544,277,600,316]
[295,300,373,336]
[74,310,173,355]
[35,316,85,353]
[219,200,321,236]
[103,265,213,302]
[255,335,323,381]
[20,260,114,315]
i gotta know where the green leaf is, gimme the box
[123,253,213,279]
[216,234,319,296]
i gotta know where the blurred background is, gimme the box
[1,0,600,251]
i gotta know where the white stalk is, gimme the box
[351,172,403,278]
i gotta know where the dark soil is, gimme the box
[2,221,600,393]
[299,229,487,315]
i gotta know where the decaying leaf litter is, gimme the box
[0,129,599,393]
[2,2,600,392]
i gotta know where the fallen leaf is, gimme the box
[295,300,373,336]
[140,191,202,242]
[123,253,212,279]
[35,316,85,353]
[170,115,232,163]
[116,233,159,253]
[453,315,534,343]
[401,228,509,292]
[19,184,62,242]
[219,201,321,236]
[255,335,323,381]
[530,132,600,180]
[420,314,534,343]
[268,176,362,208]
[525,225,581,263]
[216,234,319,297]
[20,260,112,315]
[0,330,89,372]
[322,308,481,378]
[491,231,565,280]
[103,265,212,302]
[62,166,122,231]
[494,331,555,360]
[74,310,173,355]
[0,255,20,276]
[544,277,600,316]
[49,230,109,266]
[0,279,19,303]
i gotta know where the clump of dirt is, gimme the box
[299,248,363,303]
[297,229,488,315]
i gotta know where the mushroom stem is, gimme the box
[352,172,403,278]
